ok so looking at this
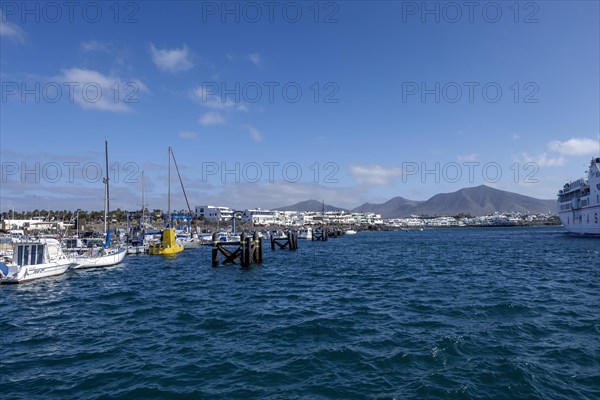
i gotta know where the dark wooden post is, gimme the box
[240,233,247,266]
[212,232,220,266]
[212,249,219,266]
[257,237,263,262]
[244,236,252,267]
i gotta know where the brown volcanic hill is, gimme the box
[351,185,555,218]
[276,186,556,218]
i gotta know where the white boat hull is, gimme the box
[558,206,600,235]
[297,230,312,240]
[0,260,74,284]
[181,239,202,249]
[72,248,127,269]
[127,244,148,254]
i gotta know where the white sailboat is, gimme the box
[127,171,150,254]
[172,148,202,249]
[0,238,76,283]
[72,141,127,268]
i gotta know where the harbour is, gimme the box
[1,227,598,399]
[1,2,599,398]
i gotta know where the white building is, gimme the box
[352,212,384,225]
[296,213,315,225]
[1,217,72,232]
[195,205,233,222]
[242,209,277,225]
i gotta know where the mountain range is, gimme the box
[275,185,556,218]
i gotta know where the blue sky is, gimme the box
[1,1,599,212]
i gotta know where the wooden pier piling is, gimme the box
[271,231,298,250]
[312,228,328,241]
[212,231,263,267]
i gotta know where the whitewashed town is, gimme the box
[2,204,559,235]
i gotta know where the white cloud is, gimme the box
[457,153,478,162]
[350,165,402,185]
[178,131,198,140]
[80,40,110,52]
[56,68,147,112]
[191,86,247,112]
[192,87,232,110]
[149,43,193,72]
[547,137,599,156]
[512,133,520,140]
[522,152,566,167]
[204,181,362,210]
[0,10,25,43]
[241,124,264,141]
[248,53,261,66]
[198,112,226,126]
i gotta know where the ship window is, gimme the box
[17,245,25,266]
[36,245,45,265]
[23,245,31,266]
[30,245,38,265]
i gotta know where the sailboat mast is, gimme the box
[168,147,171,227]
[104,140,111,248]
[170,148,197,233]
[141,170,145,220]
[104,140,110,234]
[103,179,107,234]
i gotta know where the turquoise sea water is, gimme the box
[1,227,599,399]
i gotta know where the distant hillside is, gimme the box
[275,186,555,218]
[413,185,555,217]
[351,185,555,218]
[352,196,420,218]
[274,199,348,213]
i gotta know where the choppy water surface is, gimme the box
[1,227,599,399]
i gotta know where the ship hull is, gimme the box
[558,205,600,235]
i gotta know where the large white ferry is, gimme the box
[557,157,600,235]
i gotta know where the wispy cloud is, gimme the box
[80,40,110,53]
[0,10,25,43]
[512,133,520,140]
[191,86,247,112]
[198,112,226,126]
[56,68,147,112]
[547,137,599,156]
[350,165,402,185]
[519,136,598,168]
[241,124,264,142]
[457,153,478,162]
[521,152,566,167]
[177,131,198,140]
[149,43,193,72]
[205,181,362,210]
[248,52,262,67]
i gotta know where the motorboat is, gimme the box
[0,238,76,283]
